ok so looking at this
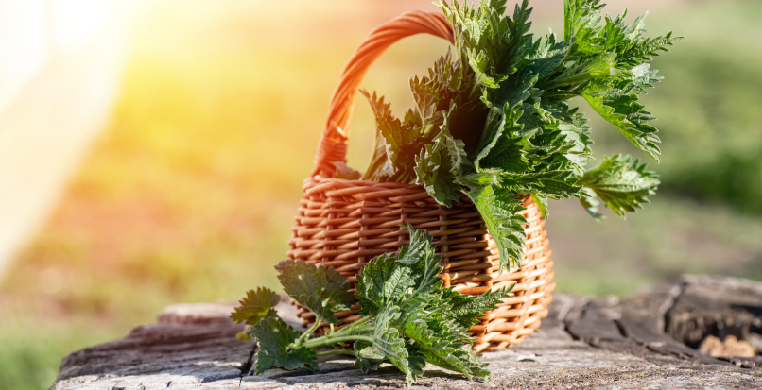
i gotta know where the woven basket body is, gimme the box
[287,10,555,352]
[287,178,555,352]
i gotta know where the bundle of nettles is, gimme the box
[231,227,511,384]
[343,0,679,271]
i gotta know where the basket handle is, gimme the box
[312,10,454,178]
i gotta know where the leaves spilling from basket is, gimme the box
[232,0,679,383]
[233,227,511,384]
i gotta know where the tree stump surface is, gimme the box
[51,275,762,389]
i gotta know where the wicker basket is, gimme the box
[286,10,555,353]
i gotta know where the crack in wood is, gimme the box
[240,344,256,377]
[663,280,687,338]
[561,297,589,341]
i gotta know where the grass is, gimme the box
[547,194,762,297]
[1,1,761,388]
[0,321,118,390]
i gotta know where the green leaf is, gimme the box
[359,90,426,183]
[465,183,527,271]
[579,187,605,221]
[540,52,616,91]
[563,0,605,54]
[530,193,548,219]
[578,154,660,217]
[354,345,385,374]
[581,75,662,161]
[403,308,490,381]
[414,132,463,207]
[414,128,474,207]
[274,260,353,325]
[230,287,280,326]
[251,316,318,374]
[355,226,442,316]
[354,251,415,316]
[396,226,445,307]
[441,286,513,328]
[358,306,416,384]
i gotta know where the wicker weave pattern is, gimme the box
[288,178,556,352]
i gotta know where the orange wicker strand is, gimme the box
[289,11,555,353]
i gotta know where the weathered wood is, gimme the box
[51,276,762,389]
[667,275,762,368]
[616,283,722,366]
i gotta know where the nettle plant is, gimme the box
[232,0,679,384]
[232,227,510,384]
[348,0,679,271]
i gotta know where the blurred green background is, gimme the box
[2,0,761,388]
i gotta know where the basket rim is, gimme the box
[303,176,533,203]
[305,176,422,188]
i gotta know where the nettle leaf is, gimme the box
[560,0,677,162]
[274,260,353,325]
[563,0,605,54]
[230,287,280,326]
[555,108,593,167]
[602,11,680,69]
[578,154,660,217]
[251,316,318,374]
[414,136,461,207]
[362,52,480,183]
[360,90,426,183]
[540,52,616,91]
[481,109,532,174]
[354,252,415,316]
[582,74,662,161]
[439,1,519,88]
[465,184,527,271]
[440,286,513,328]
[354,342,385,374]
[396,225,437,267]
[364,128,395,182]
[475,71,537,165]
[410,51,465,128]
[530,193,548,219]
[527,34,569,82]
[353,227,501,382]
[397,226,445,307]
[579,187,605,221]
[403,306,490,381]
[414,129,472,207]
[355,226,443,316]
[364,306,416,384]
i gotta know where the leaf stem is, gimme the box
[300,318,375,350]
[289,316,373,351]
[316,349,356,357]
[293,320,322,348]
[303,334,375,350]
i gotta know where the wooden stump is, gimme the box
[51,275,762,389]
